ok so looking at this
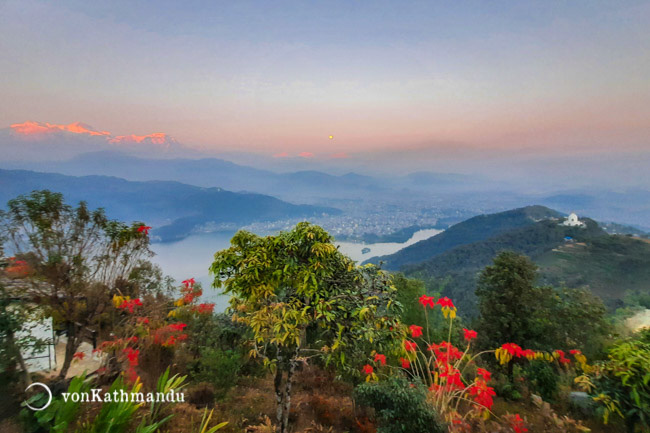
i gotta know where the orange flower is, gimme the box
[73,352,85,361]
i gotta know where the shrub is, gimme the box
[189,347,242,398]
[355,376,445,433]
[524,360,558,402]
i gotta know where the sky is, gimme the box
[1,0,649,167]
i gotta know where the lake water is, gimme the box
[150,228,443,312]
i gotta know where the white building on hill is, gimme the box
[562,212,585,227]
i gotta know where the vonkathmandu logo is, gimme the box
[62,389,185,404]
[24,383,184,411]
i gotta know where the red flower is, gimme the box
[501,343,524,358]
[169,323,187,331]
[418,295,435,308]
[476,367,492,382]
[123,348,139,366]
[463,328,477,341]
[404,340,417,352]
[570,349,581,355]
[73,352,85,361]
[469,379,496,411]
[193,303,215,314]
[362,364,374,375]
[137,317,149,324]
[437,296,455,309]
[374,353,386,366]
[509,414,528,433]
[409,324,423,338]
[182,278,195,288]
[137,225,152,235]
[400,357,411,369]
[117,298,142,313]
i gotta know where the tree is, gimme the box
[475,251,541,354]
[476,251,612,372]
[210,223,402,433]
[0,190,153,378]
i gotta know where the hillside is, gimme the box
[367,205,563,269]
[401,215,650,316]
[0,169,340,242]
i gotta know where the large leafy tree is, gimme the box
[476,251,611,367]
[1,190,153,378]
[475,251,541,352]
[210,222,403,433]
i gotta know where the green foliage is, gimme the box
[588,328,650,431]
[524,360,558,402]
[210,223,403,432]
[475,252,542,350]
[190,348,242,399]
[148,366,186,426]
[210,222,403,373]
[85,377,144,433]
[391,274,428,332]
[354,376,445,433]
[476,252,612,358]
[196,408,228,433]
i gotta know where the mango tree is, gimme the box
[210,222,403,433]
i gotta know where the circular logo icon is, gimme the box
[24,382,53,411]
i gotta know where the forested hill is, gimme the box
[401,216,650,315]
[366,205,563,270]
[0,169,340,242]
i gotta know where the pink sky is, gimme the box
[1,0,649,161]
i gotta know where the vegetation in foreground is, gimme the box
[1,191,649,433]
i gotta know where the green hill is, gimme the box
[366,205,562,269]
[401,215,650,316]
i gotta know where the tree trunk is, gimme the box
[281,357,296,433]
[274,354,285,430]
[57,322,79,379]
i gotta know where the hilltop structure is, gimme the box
[562,212,585,227]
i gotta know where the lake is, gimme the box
[150,228,443,312]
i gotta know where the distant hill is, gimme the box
[0,151,484,204]
[366,205,563,270]
[380,207,650,316]
[0,169,340,242]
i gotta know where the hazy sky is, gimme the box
[1,0,649,160]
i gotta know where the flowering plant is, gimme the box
[363,293,590,431]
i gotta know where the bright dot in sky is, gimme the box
[328,135,334,139]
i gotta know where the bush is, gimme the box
[186,382,216,408]
[189,347,242,398]
[354,377,445,433]
[524,360,558,402]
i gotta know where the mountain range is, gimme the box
[0,169,339,242]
